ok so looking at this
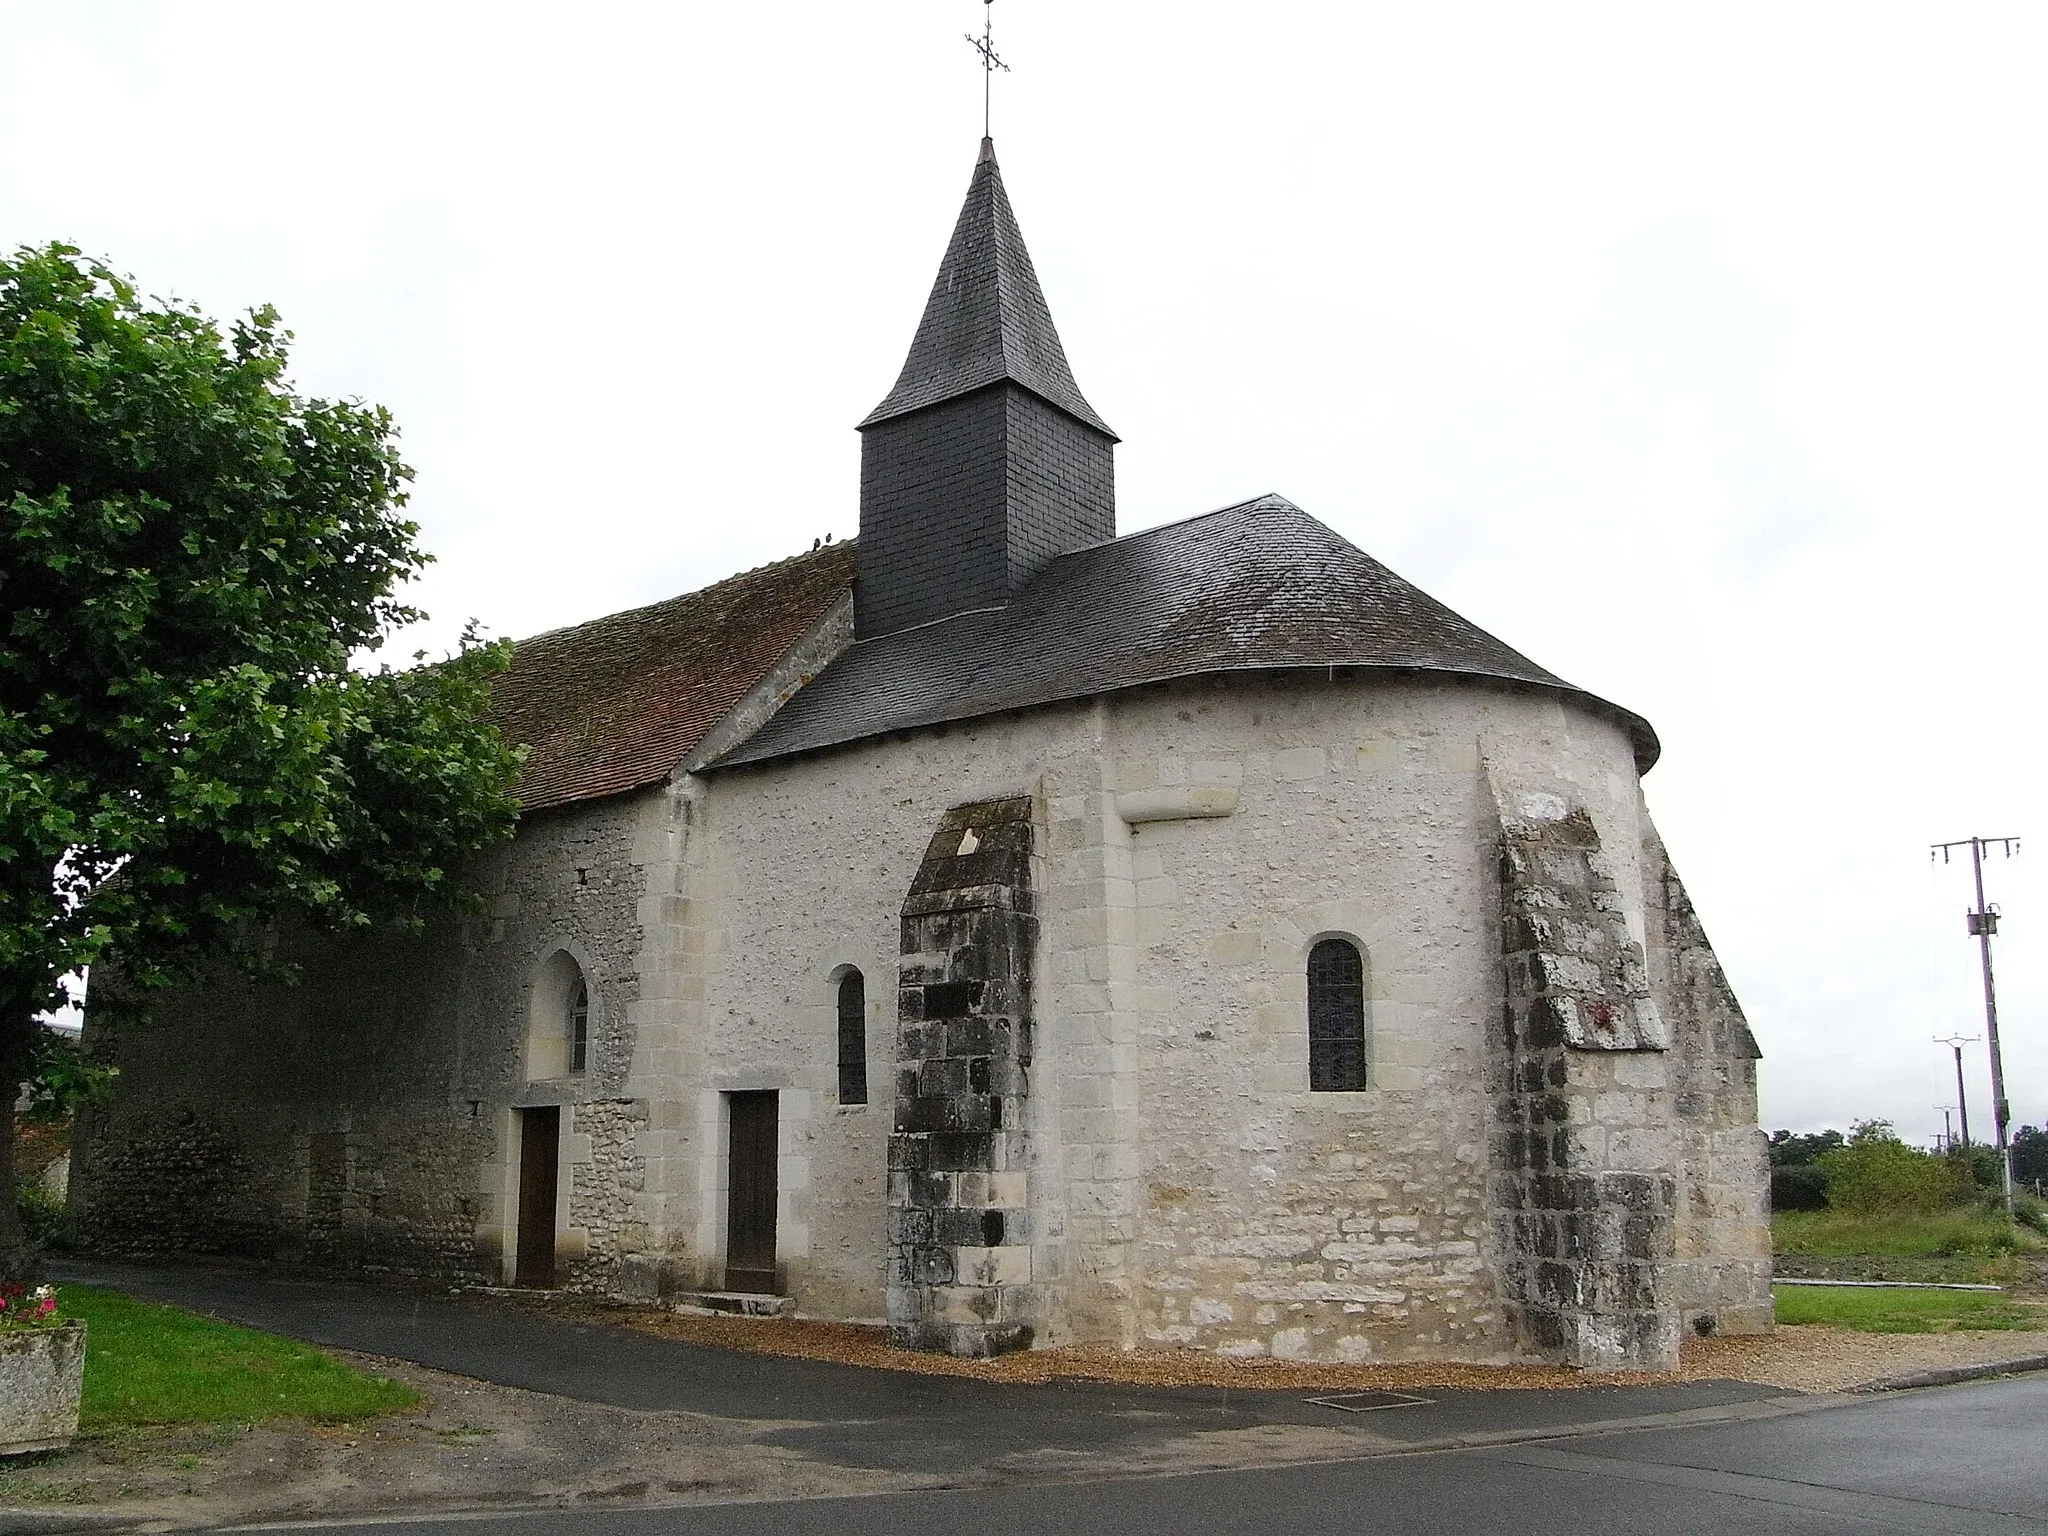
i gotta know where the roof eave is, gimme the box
[857,375,1119,442]
[707,661,1661,777]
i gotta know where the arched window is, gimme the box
[568,976,589,1074]
[526,950,590,1082]
[837,969,868,1105]
[1308,938,1367,1092]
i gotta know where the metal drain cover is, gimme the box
[1305,1390,1435,1413]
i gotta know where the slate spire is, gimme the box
[855,139,1120,640]
[862,139,1114,438]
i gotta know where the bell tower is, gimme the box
[856,139,1118,638]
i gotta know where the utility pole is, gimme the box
[1937,1106,1955,1152]
[1934,1033,1978,1149]
[1932,836,2021,1214]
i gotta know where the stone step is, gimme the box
[671,1290,793,1319]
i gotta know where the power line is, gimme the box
[1933,1033,1979,1149]
[1931,835,2021,1214]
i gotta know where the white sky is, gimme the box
[5,2,2044,1147]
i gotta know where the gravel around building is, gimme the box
[540,1292,2048,1397]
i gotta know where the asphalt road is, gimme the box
[52,1261,2048,1535]
[50,1260,1780,1468]
[233,1376,2048,1536]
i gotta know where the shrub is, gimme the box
[15,1182,63,1245]
[1817,1119,1972,1214]
[1952,1144,2003,1192]
[1771,1164,1828,1211]
[2015,1189,2048,1237]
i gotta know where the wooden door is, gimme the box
[724,1091,779,1293]
[515,1106,560,1288]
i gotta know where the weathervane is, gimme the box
[966,0,1009,139]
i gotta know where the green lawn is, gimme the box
[1772,1209,2043,1259]
[56,1285,420,1429]
[1773,1283,2048,1334]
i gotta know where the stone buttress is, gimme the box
[886,797,1042,1355]
[1488,786,1682,1371]
[1642,821,1772,1335]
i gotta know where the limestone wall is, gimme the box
[74,789,659,1287]
[1640,820,1772,1335]
[72,659,1765,1367]
[695,671,1679,1362]
[672,705,1103,1320]
[1093,677,1652,1363]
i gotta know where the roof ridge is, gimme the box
[1034,491,1302,566]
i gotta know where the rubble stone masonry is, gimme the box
[886,797,1042,1356]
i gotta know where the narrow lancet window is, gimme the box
[568,976,589,1074]
[838,970,868,1105]
[1308,938,1367,1092]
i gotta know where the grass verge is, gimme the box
[1773,1283,2048,1334]
[1772,1209,2043,1259]
[57,1285,420,1430]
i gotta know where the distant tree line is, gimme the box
[1769,1121,2048,1212]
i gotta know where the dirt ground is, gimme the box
[2,1306,2045,1531]
[0,1349,933,1532]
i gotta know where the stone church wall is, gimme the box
[74,788,658,1288]
[1095,675,1655,1363]
[1640,822,1772,1336]
[73,662,1765,1366]
[675,705,1105,1321]
[693,669,1707,1364]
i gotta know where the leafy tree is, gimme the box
[1,244,522,1279]
[1768,1129,1846,1167]
[20,1025,116,1124]
[2014,1125,2047,1191]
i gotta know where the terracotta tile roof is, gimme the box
[712,495,1659,772]
[489,541,857,812]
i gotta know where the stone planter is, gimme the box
[0,1323,85,1455]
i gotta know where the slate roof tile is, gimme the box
[710,495,1658,771]
[860,139,1114,438]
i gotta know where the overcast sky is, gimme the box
[5,2,2044,1147]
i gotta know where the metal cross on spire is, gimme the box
[966,0,1009,139]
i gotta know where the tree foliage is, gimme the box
[1767,1129,1844,1209]
[1815,1119,1973,1215]
[0,243,523,1275]
[2013,1125,2047,1190]
[1768,1129,1846,1167]
[21,1026,116,1124]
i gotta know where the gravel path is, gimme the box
[578,1299,2048,1396]
[1681,1325,2048,1393]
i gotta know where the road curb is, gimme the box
[1859,1352,2048,1393]
[0,1511,140,1535]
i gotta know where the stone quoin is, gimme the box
[74,134,1769,1370]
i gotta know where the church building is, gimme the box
[75,137,1771,1371]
